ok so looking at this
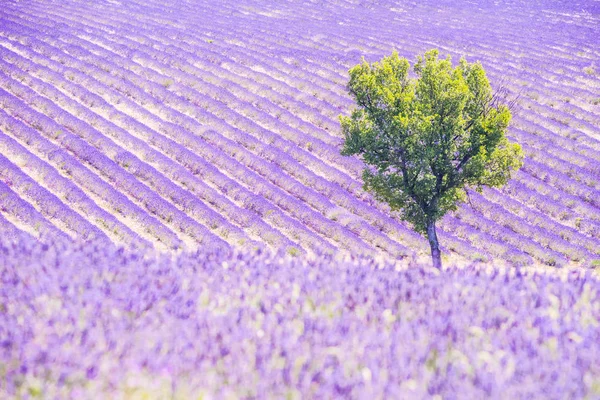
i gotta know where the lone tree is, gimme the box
[340,49,523,268]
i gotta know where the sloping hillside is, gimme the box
[1,0,599,267]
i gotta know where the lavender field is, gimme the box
[1,0,600,398]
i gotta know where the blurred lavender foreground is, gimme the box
[1,233,599,399]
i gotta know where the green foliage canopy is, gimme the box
[341,49,523,235]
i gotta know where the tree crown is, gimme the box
[341,49,523,234]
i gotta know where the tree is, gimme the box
[340,49,523,268]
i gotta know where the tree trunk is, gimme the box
[426,219,442,269]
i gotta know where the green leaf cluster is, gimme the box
[340,49,523,234]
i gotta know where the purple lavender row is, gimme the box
[97,1,596,220]
[238,0,596,119]
[86,14,346,132]
[520,131,600,181]
[439,214,532,265]
[2,39,339,255]
[510,127,600,177]
[0,58,260,250]
[0,209,34,241]
[0,35,340,254]
[89,31,422,254]
[485,186,600,257]
[504,88,598,137]
[124,90,395,254]
[0,117,150,249]
[519,142,600,195]
[291,1,593,91]
[224,30,351,99]
[13,5,352,152]
[517,110,600,155]
[201,10,351,91]
[46,23,351,166]
[502,177,600,235]
[0,178,68,240]
[180,7,379,91]
[516,99,600,143]
[87,25,345,147]
[22,13,364,186]
[151,18,528,260]
[90,1,596,216]
[195,35,349,125]
[322,28,588,138]
[4,0,596,262]
[316,41,586,153]
[91,39,358,196]
[512,116,600,164]
[429,218,497,263]
[39,13,496,258]
[176,37,347,126]
[63,12,392,205]
[97,1,352,112]
[505,54,600,93]
[38,5,600,212]
[0,50,297,251]
[504,176,600,239]
[0,151,108,242]
[440,7,596,66]
[7,32,384,255]
[252,8,600,241]
[0,77,234,252]
[521,158,600,209]
[64,31,417,254]
[233,0,596,144]
[453,203,568,267]
[183,5,349,81]
[3,10,479,257]
[533,147,600,192]
[0,89,183,250]
[429,37,594,107]
[12,67,294,247]
[0,101,179,249]
[468,190,595,263]
[499,69,600,126]
[0,28,341,233]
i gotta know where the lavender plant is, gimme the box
[1,233,599,399]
